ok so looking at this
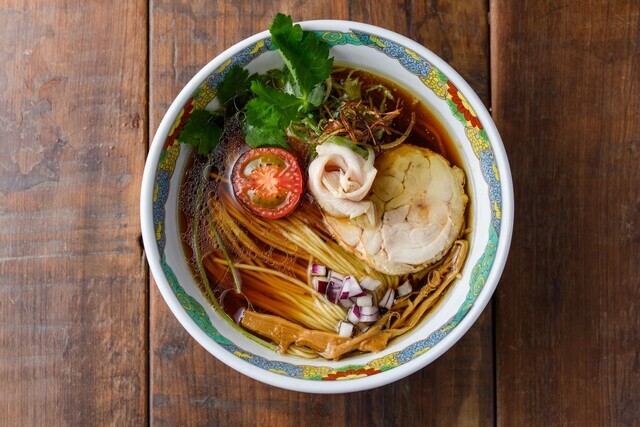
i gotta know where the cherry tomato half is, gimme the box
[231,147,303,219]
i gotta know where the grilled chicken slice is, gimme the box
[320,144,468,275]
[308,142,378,224]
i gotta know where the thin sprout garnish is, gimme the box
[209,219,242,294]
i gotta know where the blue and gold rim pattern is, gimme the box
[152,31,502,381]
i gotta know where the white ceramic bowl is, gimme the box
[141,19,513,393]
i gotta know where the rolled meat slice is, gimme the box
[308,141,378,224]
[322,144,468,275]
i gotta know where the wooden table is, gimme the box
[2,1,638,425]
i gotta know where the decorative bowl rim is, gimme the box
[141,18,514,393]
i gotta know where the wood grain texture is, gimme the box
[2,0,639,424]
[149,1,493,426]
[0,0,148,424]
[491,0,640,425]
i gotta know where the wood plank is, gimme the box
[0,1,148,424]
[149,1,493,425]
[491,0,640,424]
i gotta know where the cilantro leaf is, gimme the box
[243,81,303,148]
[262,68,288,90]
[245,97,283,128]
[249,80,303,126]
[233,14,335,150]
[269,14,333,110]
[217,65,250,105]
[244,125,288,149]
[307,83,326,107]
[178,109,224,155]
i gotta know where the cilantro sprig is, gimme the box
[177,14,334,154]
[269,13,333,110]
[177,66,251,155]
[217,66,250,105]
[244,81,302,148]
[179,110,223,155]
[244,13,333,149]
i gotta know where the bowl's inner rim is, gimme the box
[146,27,506,385]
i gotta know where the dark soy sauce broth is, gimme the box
[178,66,471,311]
[330,68,464,170]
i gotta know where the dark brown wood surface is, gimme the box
[1,0,638,425]
[0,0,149,424]
[491,0,640,425]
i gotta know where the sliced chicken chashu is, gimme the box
[323,144,468,275]
[308,141,377,224]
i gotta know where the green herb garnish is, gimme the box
[217,65,257,109]
[179,110,224,155]
[217,66,250,105]
[244,13,333,148]
[244,81,304,149]
[268,13,333,110]
[178,14,336,153]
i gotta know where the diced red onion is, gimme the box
[341,276,364,299]
[326,281,344,304]
[397,280,413,297]
[360,305,378,316]
[360,313,379,323]
[337,321,354,338]
[339,298,354,308]
[328,270,345,282]
[360,276,382,292]
[379,288,395,310]
[355,294,374,307]
[312,276,329,294]
[347,305,361,324]
[309,263,327,276]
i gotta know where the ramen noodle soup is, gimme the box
[178,64,471,360]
